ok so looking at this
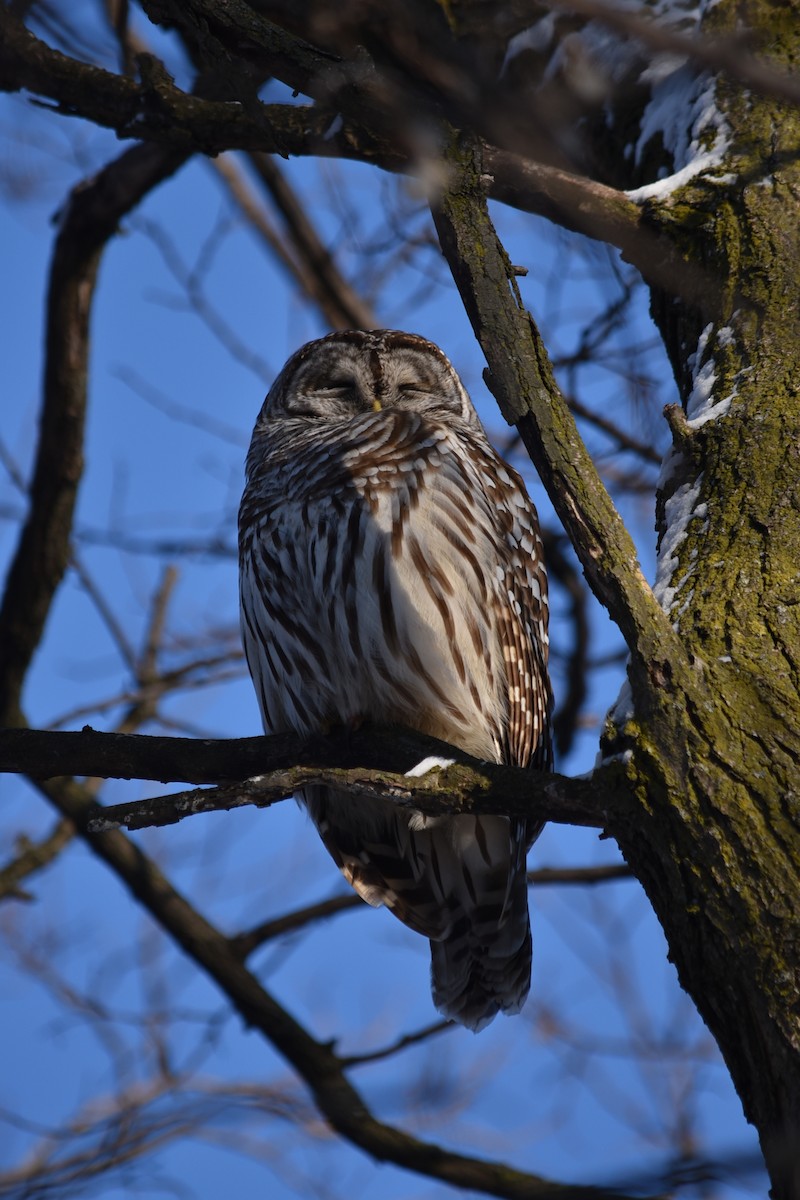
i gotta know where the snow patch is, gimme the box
[654,475,704,615]
[601,749,633,766]
[541,19,641,101]
[627,65,731,201]
[685,322,739,429]
[323,114,344,140]
[688,394,733,429]
[610,678,634,725]
[405,756,456,778]
[653,320,739,616]
[686,322,718,421]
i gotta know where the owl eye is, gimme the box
[398,381,434,395]
[316,378,355,393]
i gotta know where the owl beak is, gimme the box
[371,399,382,412]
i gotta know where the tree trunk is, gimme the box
[599,4,800,1192]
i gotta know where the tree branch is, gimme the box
[229,893,363,957]
[28,770,641,1200]
[0,9,349,158]
[228,863,634,959]
[0,818,74,902]
[0,726,614,831]
[0,139,188,727]
[138,0,339,100]
[430,134,684,681]
[528,863,633,887]
[246,150,377,329]
[484,148,716,307]
[0,8,709,297]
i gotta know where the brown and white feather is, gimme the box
[239,330,552,1031]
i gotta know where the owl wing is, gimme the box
[416,439,550,1028]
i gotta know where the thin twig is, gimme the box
[230,893,363,958]
[340,1020,453,1069]
[0,818,74,902]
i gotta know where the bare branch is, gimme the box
[229,893,363,958]
[245,151,377,329]
[0,818,74,902]
[91,767,607,833]
[70,555,139,672]
[0,9,344,157]
[566,395,662,466]
[229,862,634,960]
[0,139,189,728]
[528,863,633,887]
[340,1020,453,1069]
[0,7,718,298]
[545,534,591,759]
[29,770,641,1200]
[0,726,614,830]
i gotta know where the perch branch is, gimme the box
[0,726,617,832]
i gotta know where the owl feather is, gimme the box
[239,329,552,1032]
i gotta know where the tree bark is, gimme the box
[594,4,800,1192]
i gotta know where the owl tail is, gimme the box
[429,904,532,1033]
[304,788,534,1030]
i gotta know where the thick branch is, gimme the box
[0,10,352,158]
[138,0,339,100]
[90,767,606,833]
[0,141,188,727]
[0,9,701,294]
[484,148,715,306]
[431,135,683,677]
[0,726,613,831]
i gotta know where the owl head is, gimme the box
[256,329,483,429]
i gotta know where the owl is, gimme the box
[239,329,552,1031]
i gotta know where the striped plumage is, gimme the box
[239,330,552,1031]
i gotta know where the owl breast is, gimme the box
[240,409,543,764]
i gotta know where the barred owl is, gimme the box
[239,330,552,1031]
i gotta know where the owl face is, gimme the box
[259,329,481,429]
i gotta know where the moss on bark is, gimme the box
[598,5,800,1193]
